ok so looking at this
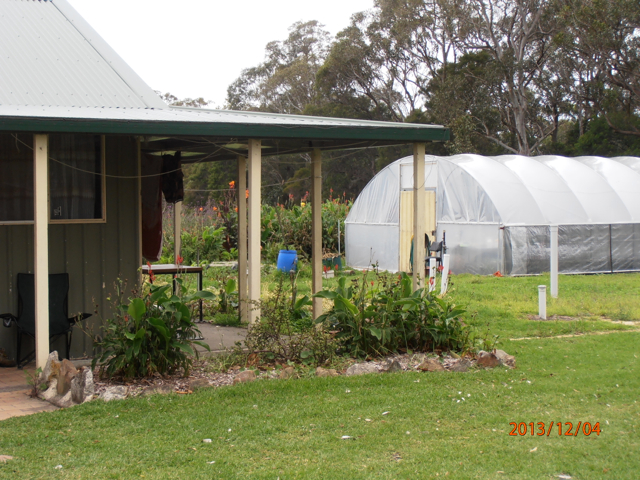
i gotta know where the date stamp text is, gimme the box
[509,422,601,437]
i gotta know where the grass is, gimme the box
[0,332,638,479]
[448,272,640,339]
[7,271,637,478]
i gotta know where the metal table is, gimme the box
[141,264,204,322]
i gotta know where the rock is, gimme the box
[233,370,256,384]
[70,367,95,404]
[100,386,128,402]
[189,378,211,390]
[50,391,74,409]
[417,359,445,372]
[279,366,296,379]
[495,350,516,368]
[345,363,379,376]
[39,351,61,384]
[316,367,339,377]
[56,359,78,396]
[41,379,59,401]
[140,385,174,397]
[382,359,403,373]
[476,351,500,368]
[450,358,471,372]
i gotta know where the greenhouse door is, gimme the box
[399,190,436,272]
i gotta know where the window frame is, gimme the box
[48,134,107,225]
[0,134,107,226]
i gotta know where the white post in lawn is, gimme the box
[237,155,248,323]
[413,143,426,291]
[311,149,323,319]
[440,253,450,294]
[550,225,559,298]
[538,285,547,319]
[34,134,50,369]
[248,140,262,324]
[174,201,182,264]
[428,258,436,292]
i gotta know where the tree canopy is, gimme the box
[173,0,640,205]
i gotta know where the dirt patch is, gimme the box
[93,361,235,397]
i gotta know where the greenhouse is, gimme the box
[345,154,640,275]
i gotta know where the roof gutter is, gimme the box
[0,117,450,142]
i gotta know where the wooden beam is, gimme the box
[174,201,182,264]
[413,143,426,291]
[136,138,143,287]
[237,155,248,323]
[248,140,261,323]
[34,134,50,369]
[311,149,323,319]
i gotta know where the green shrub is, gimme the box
[314,272,473,358]
[91,280,214,379]
[243,272,337,366]
[158,197,351,265]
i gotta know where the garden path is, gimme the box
[0,366,58,421]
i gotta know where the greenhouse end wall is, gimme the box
[345,223,400,272]
[436,223,501,275]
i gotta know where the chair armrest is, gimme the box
[69,312,92,326]
[1,313,16,328]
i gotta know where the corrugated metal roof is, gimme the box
[0,104,449,142]
[0,0,164,109]
[0,104,445,128]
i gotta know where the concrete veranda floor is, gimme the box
[0,325,246,421]
[0,366,58,421]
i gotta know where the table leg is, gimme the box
[198,271,203,322]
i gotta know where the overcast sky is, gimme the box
[66,0,374,107]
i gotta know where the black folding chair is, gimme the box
[1,273,91,368]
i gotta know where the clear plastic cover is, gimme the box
[575,156,640,221]
[535,156,631,223]
[437,223,501,275]
[347,161,400,225]
[345,223,399,272]
[492,155,590,224]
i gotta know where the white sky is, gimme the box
[66,0,374,108]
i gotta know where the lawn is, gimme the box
[1,272,639,479]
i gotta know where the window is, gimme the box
[0,134,33,222]
[49,134,105,222]
[0,134,105,224]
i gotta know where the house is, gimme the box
[0,0,449,368]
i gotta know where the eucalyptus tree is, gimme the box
[226,20,331,114]
[558,0,640,137]
[454,0,561,155]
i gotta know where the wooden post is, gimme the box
[34,134,50,369]
[136,138,143,286]
[311,149,323,319]
[248,140,261,323]
[174,201,182,264]
[413,143,426,291]
[237,155,248,323]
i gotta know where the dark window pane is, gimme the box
[49,135,103,220]
[0,134,34,222]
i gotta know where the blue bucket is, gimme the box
[277,250,298,272]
